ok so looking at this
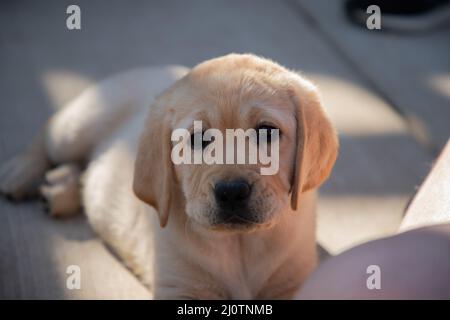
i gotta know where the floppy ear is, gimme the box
[133,103,175,227]
[289,77,338,211]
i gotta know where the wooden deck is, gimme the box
[0,0,447,298]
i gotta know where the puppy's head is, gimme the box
[133,54,338,232]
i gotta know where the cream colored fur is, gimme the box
[0,54,338,299]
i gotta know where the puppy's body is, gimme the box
[0,54,337,299]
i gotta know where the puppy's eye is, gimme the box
[190,131,213,150]
[256,125,279,145]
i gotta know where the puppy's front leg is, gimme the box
[39,163,82,217]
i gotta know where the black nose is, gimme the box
[214,179,251,209]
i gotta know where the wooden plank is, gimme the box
[297,0,450,153]
[0,202,151,299]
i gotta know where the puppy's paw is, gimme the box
[0,154,47,201]
[40,164,82,218]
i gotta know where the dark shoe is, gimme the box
[345,0,450,33]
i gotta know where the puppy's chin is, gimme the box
[188,211,276,233]
[208,220,275,234]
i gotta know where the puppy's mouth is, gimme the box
[186,198,278,233]
[209,209,268,232]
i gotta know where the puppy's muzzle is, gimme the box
[214,179,255,225]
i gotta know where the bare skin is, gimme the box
[296,223,450,299]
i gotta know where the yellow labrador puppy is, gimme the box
[0,54,338,299]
